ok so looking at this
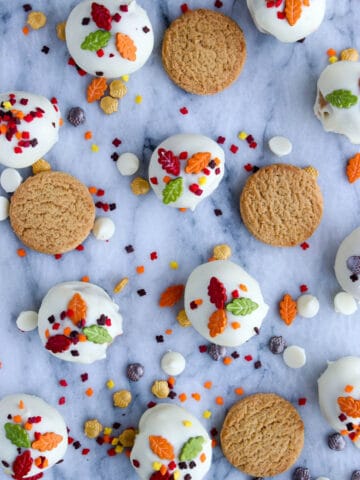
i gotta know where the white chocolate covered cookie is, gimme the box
[65,0,154,78]
[0,394,68,478]
[130,404,212,480]
[247,0,326,43]
[184,260,269,346]
[314,61,360,144]
[148,134,225,210]
[318,357,360,447]
[37,281,123,364]
[0,91,60,168]
[334,226,360,299]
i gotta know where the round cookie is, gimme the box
[130,403,212,480]
[0,393,68,478]
[220,393,304,477]
[184,260,269,347]
[0,91,60,168]
[149,134,225,210]
[318,356,360,448]
[9,171,95,254]
[65,0,154,78]
[334,226,360,299]
[162,9,246,95]
[240,163,323,247]
[314,61,360,144]
[37,281,123,364]
[247,0,326,43]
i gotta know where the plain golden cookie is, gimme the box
[220,393,304,477]
[10,171,95,254]
[162,9,246,95]
[240,163,323,247]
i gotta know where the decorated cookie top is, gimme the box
[37,281,123,364]
[246,0,326,43]
[130,404,212,480]
[184,260,269,347]
[0,394,68,478]
[314,61,360,144]
[318,357,360,448]
[334,226,360,298]
[148,134,225,211]
[65,0,154,78]
[0,92,60,168]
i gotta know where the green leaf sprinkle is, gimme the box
[81,30,112,51]
[4,423,31,448]
[226,297,259,316]
[325,89,358,109]
[162,177,183,204]
[179,436,205,461]
[83,325,112,344]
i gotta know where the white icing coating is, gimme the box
[316,477,330,480]
[318,356,360,448]
[149,134,225,211]
[334,292,358,315]
[37,281,123,363]
[0,168,22,193]
[92,216,115,240]
[334,227,360,299]
[184,260,268,347]
[247,0,326,43]
[161,351,186,376]
[130,404,212,480]
[117,152,140,175]
[65,0,154,78]
[283,345,306,368]
[296,294,320,318]
[16,311,39,332]
[0,394,68,478]
[314,61,360,144]
[0,91,60,168]
[0,196,9,221]
[268,135,292,157]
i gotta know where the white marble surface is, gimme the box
[0,1,360,479]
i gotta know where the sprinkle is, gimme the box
[22,26,30,35]
[300,242,310,250]
[41,45,50,54]
[231,351,240,359]
[180,107,188,115]
[203,410,212,419]
[178,393,187,402]
[165,329,173,335]
[91,144,99,152]
[329,55,338,64]
[17,248,27,257]
[58,397,66,405]
[81,276,90,282]
[215,396,224,405]
[23,4,32,12]
[82,448,90,455]
[223,356,232,365]
[203,381,212,389]
[298,398,307,406]
[121,75,129,82]
[136,265,145,274]
[169,261,178,269]
[300,284,308,293]
[180,3,189,13]
[59,379,68,387]
[199,345,207,353]
[235,387,244,395]
[244,355,253,362]
[81,373,89,382]
[135,95,142,104]
[217,136,225,144]
[125,245,134,253]
[214,209,222,216]
[84,131,92,140]
[345,385,354,393]
[254,360,262,369]
[231,322,241,329]
[106,379,115,389]
[238,131,247,140]
[85,388,94,397]
[214,0,223,7]
[244,163,253,172]
[150,251,158,260]
[113,277,129,294]
[327,48,337,56]
[191,393,201,401]
[183,420,192,427]
[137,289,146,296]
[230,144,239,154]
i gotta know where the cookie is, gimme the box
[240,163,323,247]
[162,9,246,95]
[220,393,304,477]
[9,171,95,254]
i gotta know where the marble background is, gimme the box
[0,0,360,479]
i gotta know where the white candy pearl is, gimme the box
[268,136,293,157]
[16,311,38,331]
[161,351,186,376]
[92,217,115,241]
[116,152,140,176]
[283,345,306,369]
[334,291,357,315]
[0,196,9,221]
[0,168,22,193]
[297,294,320,318]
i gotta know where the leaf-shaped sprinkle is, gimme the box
[325,89,358,109]
[81,29,111,51]
[159,284,184,307]
[208,277,227,309]
[115,32,137,61]
[158,148,180,176]
[45,334,72,353]
[347,256,360,275]
[162,177,183,204]
[179,436,205,461]
[91,2,112,31]
[279,293,297,326]
[285,0,302,26]
[12,450,33,479]
[83,325,112,344]
[31,432,63,452]
[67,293,87,325]
[4,423,31,448]
[338,396,360,418]
[208,309,227,337]
[149,435,175,460]
[87,77,108,103]
[185,152,211,174]
[346,153,360,183]
[226,297,259,316]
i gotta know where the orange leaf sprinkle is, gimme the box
[185,152,211,174]
[136,265,145,274]
[87,77,107,103]
[223,356,233,365]
[13,415,22,423]
[235,387,244,395]
[208,309,227,337]
[239,284,248,292]
[67,293,87,326]
[345,385,354,393]
[285,0,302,26]
[215,396,224,405]
[88,186,97,194]
[346,154,360,183]
[178,393,187,402]
[159,284,184,307]
[191,393,201,401]
[18,400,25,409]
[203,381,213,389]
[338,396,360,418]
[85,388,94,397]
[84,131,93,140]
[149,435,175,460]
[81,276,90,283]
[32,432,63,452]
[17,248,27,257]
[279,293,297,326]
[231,321,241,329]
[200,453,206,463]
[165,329,173,335]
[115,32,137,61]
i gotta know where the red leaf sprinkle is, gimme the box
[208,276,227,309]
[157,148,180,176]
[91,2,112,30]
[12,450,33,479]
